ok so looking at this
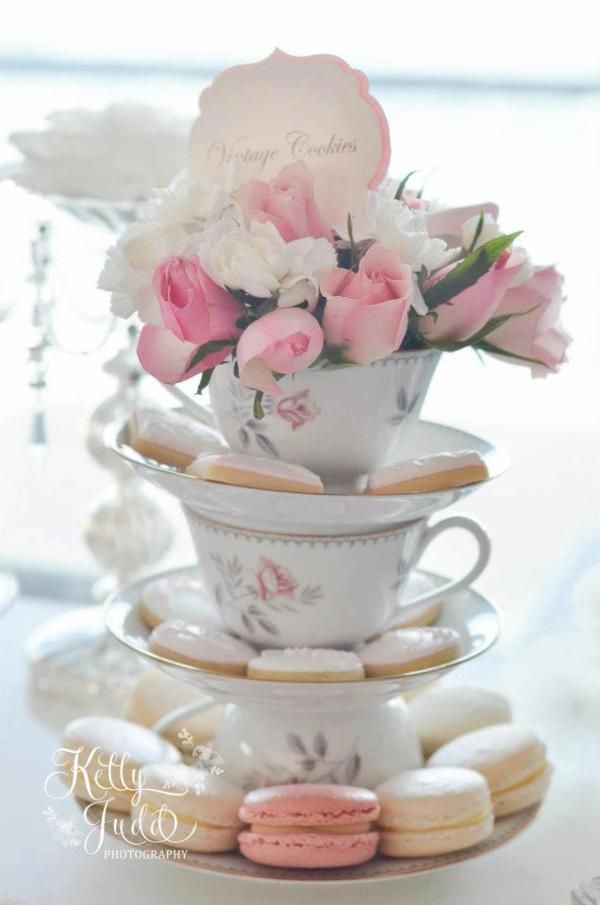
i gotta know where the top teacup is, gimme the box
[202,349,440,488]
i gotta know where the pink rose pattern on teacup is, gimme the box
[210,553,322,637]
[256,558,298,601]
[275,389,320,430]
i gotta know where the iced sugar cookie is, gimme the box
[126,670,223,748]
[429,724,551,816]
[359,627,461,677]
[138,573,220,630]
[186,452,323,494]
[132,763,244,852]
[149,621,256,675]
[376,767,494,857]
[247,648,365,682]
[366,451,489,495]
[410,686,512,756]
[61,716,180,812]
[239,784,380,868]
[130,404,227,469]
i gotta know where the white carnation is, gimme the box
[141,170,237,227]
[364,193,454,273]
[98,221,188,323]
[200,220,285,298]
[200,220,336,304]
[278,237,337,309]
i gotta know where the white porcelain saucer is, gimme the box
[98,804,539,884]
[107,419,507,534]
[104,566,499,707]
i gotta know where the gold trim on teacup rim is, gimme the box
[183,506,428,543]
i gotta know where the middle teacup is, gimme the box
[183,509,490,648]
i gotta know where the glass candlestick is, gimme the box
[24,201,173,712]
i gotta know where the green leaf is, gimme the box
[184,339,235,374]
[346,213,357,270]
[253,391,265,420]
[423,231,522,310]
[476,339,549,369]
[466,211,485,254]
[394,170,417,200]
[195,368,214,395]
[420,306,539,353]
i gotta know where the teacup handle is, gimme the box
[408,515,491,605]
[161,383,216,428]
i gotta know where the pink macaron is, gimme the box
[238,783,380,869]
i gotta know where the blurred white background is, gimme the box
[1,0,599,624]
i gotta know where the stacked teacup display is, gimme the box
[107,350,503,791]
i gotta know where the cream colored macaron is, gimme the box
[130,405,227,470]
[376,767,494,857]
[366,451,489,495]
[429,724,551,816]
[409,686,512,756]
[126,670,223,749]
[149,620,256,675]
[359,627,461,677]
[132,763,244,852]
[62,716,180,812]
[247,648,365,682]
[138,573,221,630]
[186,452,324,494]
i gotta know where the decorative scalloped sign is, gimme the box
[189,49,390,229]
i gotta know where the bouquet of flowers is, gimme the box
[99,161,568,416]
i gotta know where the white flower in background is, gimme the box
[141,170,237,227]
[461,212,501,251]
[364,193,454,273]
[200,219,336,302]
[7,102,191,201]
[98,221,188,323]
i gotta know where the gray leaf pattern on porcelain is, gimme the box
[389,385,424,425]
[241,731,362,789]
[210,553,323,637]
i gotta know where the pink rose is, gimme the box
[137,324,236,383]
[403,189,429,211]
[236,307,324,395]
[320,243,413,365]
[137,256,244,383]
[238,162,332,242]
[153,256,243,344]
[276,389,320,430]
[426,202,499,239]
[484,265,569,376]
[256,558,298,601]
[418,251,522,344]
